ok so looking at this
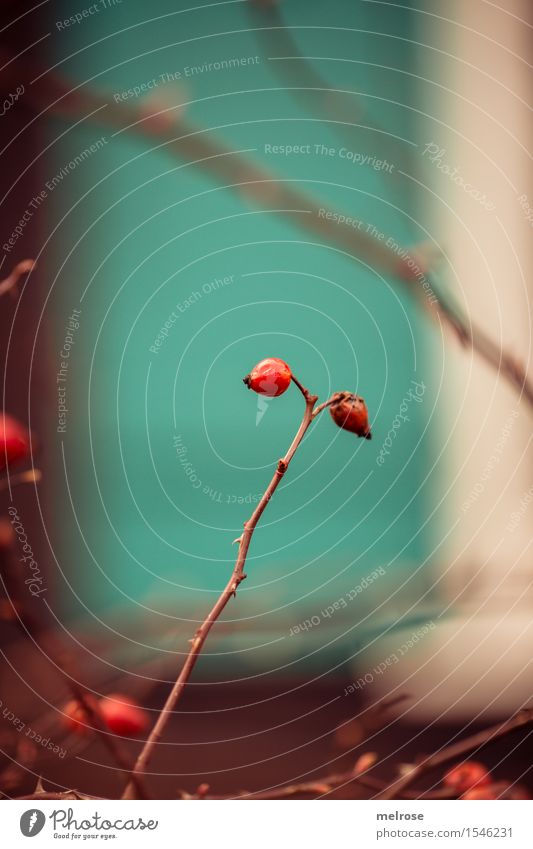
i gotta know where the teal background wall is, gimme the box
[45,0,436,673]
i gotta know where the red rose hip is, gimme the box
[0,414,29,471]
[444,761,491,794]
[243,358,292,397]
[330,393,372,439]
[99,694,148,737]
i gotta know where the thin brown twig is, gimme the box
[377,706,533,800]
[312,391,347,418]
[122,374,327,798]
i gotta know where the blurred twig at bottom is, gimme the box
[377,705,533,800]
[182,700,533,799]
[17,704,533,801]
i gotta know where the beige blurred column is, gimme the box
[361,0,533,720]
[442,0,533,612]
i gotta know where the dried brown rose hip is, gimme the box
[329,393,372,440]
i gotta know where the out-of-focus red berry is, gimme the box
[0,414,29,471]
[330,393,372,440]
[99,694,148,737]
[462,781,530,800]
[62,696,99,735]
[444,761,491,794]
[243,358,292,397]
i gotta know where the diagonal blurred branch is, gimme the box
[246,3,533,407]
[247,0,419,184]
[2,46,532,407]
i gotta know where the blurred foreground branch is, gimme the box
[378,707,533,800]
[0,520,147,799]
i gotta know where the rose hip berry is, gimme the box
[0,414,29,471]
[99,694,148,737]
[330,393,372,440]
[243,358,292,397]
[462,782,530,800]
[62,693,148,737]
[443,761,491,794]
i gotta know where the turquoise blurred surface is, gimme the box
[46,0,436,671]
